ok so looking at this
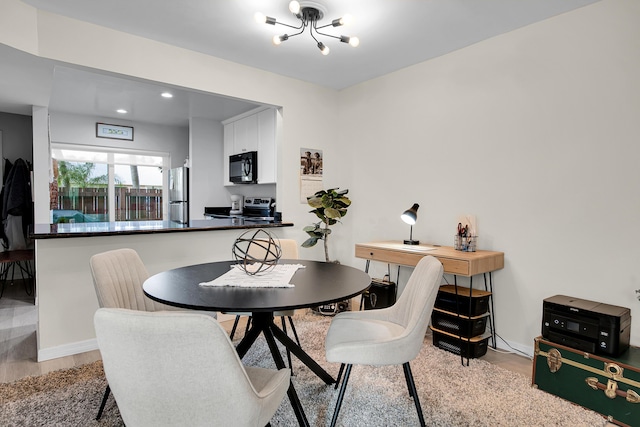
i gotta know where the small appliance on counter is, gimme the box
[242,197,276,221]
[203,197,278,222]
[230,194,243,215]
[204,207,231,219]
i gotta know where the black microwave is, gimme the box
[229,151,258,184]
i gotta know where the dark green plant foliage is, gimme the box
[302,188,351,261]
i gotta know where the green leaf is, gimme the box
[307,197,323,208]
[324,207,341,219]
[302,237,319,248]
[303,225,318,233]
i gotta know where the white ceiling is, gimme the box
[1,0,599,126]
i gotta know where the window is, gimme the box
[51,144,169,224]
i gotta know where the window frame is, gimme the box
[51,142,171,222]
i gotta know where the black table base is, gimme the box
[235,312,335,427]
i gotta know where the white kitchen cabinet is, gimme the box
[257,108,276,184]
[233,113,258,153]
[223,107,277,185]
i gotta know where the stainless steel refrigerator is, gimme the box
[169,167,189,224]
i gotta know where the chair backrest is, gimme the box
[386,256,443,356]
[248,238,299,260]
[90,248,171,312]
[94,308,287,426]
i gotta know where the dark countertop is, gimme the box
[30,218,293,239]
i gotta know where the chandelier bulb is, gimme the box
[333,14,353,27]
[317,42,330,55]
[273,34,289,46]
[288,1,301,15]
[255,12,276,25]
[339,36,360,47]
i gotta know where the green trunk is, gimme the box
[533,337,640,426]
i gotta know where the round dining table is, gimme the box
[143,259,371,427]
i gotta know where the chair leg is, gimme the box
[404,363,414,397]
[334,363,345,389]
[229,315,241,339]
[403,362,425,427]
[96,384,111,420]
[330,364,352,427]
[0,263,9,299]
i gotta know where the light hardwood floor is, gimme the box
[0,280,533,384]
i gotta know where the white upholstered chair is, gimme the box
[324,255,444,427]
[89,248,216,419]
[94,308,290,427]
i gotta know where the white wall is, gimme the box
[49,112,188,165]
[340,0,640,353]
[189,117,227,219]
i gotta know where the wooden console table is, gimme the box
[355,241,503,277]
[355,241,504,363]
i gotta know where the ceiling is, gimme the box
[0,0,599,126]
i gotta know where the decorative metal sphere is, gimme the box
[232,229,282,275]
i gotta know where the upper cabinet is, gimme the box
[223,107,277,185]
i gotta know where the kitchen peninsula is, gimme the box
[31,219,293,362]
[31,218,292,239]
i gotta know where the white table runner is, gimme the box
[199,263,305,288]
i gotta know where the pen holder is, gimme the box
[454,235,477,252]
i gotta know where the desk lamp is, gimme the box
[401,203,420,245]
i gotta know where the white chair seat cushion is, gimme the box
[325,316,408,366]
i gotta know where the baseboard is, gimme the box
[37,338,98,362]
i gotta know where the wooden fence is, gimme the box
[56,187,162,221]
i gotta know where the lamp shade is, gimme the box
[401,203,419,225]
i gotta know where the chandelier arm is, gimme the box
[309,21,322,44]
[315,22,336,30]
[286,26,307,39]
[274,21,305,30]
[313,28,342,41]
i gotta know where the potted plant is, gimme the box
[302,188,351,262]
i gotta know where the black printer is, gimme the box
[542,295,631,357]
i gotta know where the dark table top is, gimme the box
[143,259,371,312]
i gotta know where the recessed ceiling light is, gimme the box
[116,109,127,114]
[161,92,173,98]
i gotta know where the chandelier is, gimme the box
[255,1,359,56]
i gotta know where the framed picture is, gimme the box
[96,122,134,141]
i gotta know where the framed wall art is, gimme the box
[96,122,134,141]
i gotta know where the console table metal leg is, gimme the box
[452,275,467,366]
[484,272,496,349]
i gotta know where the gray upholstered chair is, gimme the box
[94,308,290,427]
[324,255,444,427]
[227,239,302,367]
[90,248,176,312]
[89,248,215,419]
